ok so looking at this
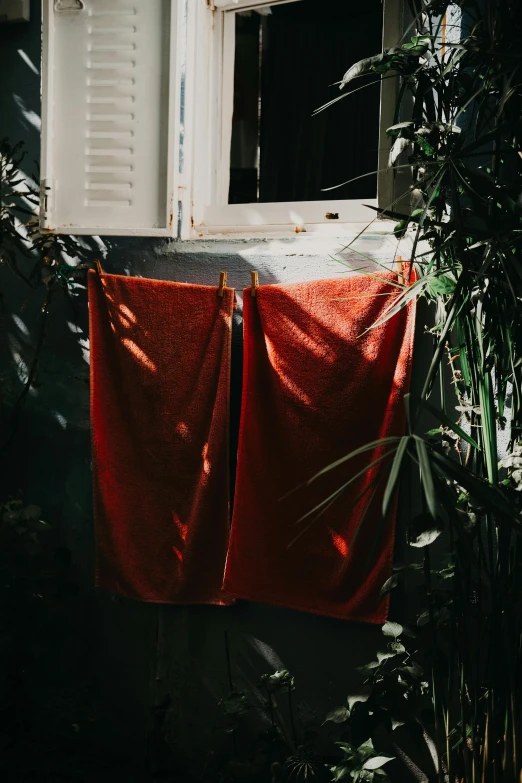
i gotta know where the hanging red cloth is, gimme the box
[89,271,233,605]
[224,272,416,622]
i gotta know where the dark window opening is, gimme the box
[228,0,383,205]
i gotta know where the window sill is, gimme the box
[190,217,396,241]
[171,220,413,283]
[194,199,379,237]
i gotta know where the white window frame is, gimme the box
[183,0,403,239]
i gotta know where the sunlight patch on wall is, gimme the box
[249,637,284,670]
[91,236,108,255]
[13,93,41,131]
[17,48,39,75]
[11,313,29,336]
[52,411,67,430]
[12,217,33,247]
[8,342,29,384]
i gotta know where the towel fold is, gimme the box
[223,272,416,623]
[88,271,234,604]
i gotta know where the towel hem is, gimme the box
[221,584,388,625]
[96,582,235,606]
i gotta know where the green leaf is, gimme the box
[22,504,42,520]
[336,742,357,755]
[331,766,352,782]
[417,610,430,627]
[408,513,443,548]
[478,371,498,484]
[420,273,467,400]
[416,135,435,155]
[340,52,395,88]
[458,123,507,157]
[394,219,408,238]
[370,274,433,330]
[382,436,410,517]
[386,121,414,135]
[356,660,381,675]
[410,35,434,44]
[324,706,350,724]
[418,398,480,450]
[380,573,399,596]
[382,621,403,638]
[307,437,402,484]
[357,740,376,756]
[296,449,395,525]
[363,756,395,770]
[431,450,516,523]
[414,436,437,519]
[427,274,456,297]
[398,662,423,679]
[260,669,294,691]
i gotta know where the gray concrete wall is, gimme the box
[0,3,429,779]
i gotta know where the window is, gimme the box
[41,0,402,238]
[228,2,382,206]
[190,0,401,236]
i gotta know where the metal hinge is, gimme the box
[54,0,85,11]
[40,179,53,230]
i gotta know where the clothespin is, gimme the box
[94,258,104,276]
[251,270,259,298]
[396,255,404,285]
[218,270,227,298]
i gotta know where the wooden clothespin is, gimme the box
[218,270,227,298]
[251,271,259,298]
[396,255,404,285]
[94,258,104,276]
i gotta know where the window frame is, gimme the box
[185,0,403,239]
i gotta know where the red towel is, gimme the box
[223,273,416,623]
[88,271,234,604]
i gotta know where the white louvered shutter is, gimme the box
[41,0,181,236]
